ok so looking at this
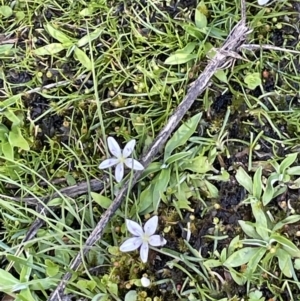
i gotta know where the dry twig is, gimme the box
[0,179,106,243]
[240,43,300,54]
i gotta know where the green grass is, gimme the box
[1,0,300,300]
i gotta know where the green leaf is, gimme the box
[140,162,162,181]
[244,247,266,279]
[176,42,198,55]
[65,174,76,186]
[164,151,191,165]
[0,44,13,55]
[227,267,246,285]
[77,27,103,47]
[152,168,170,211]
[174,184,192,208]
[20,256,33,283]
[182,23,204,40]
[262,173,278,205]
[0,268,26,292]
[2,141,14,160]
[204,180,219,198]
[15,11,25,21]
[203,259,222,269]
[47,198,63,206]
[214,69,228,83]
[138,184,154,213]
[92,294,109,301]
[253,167,263,200]
[182,155,212,174]
[207,169,230,181]
[125,290,137,301]
[238,221,261,239]
[0,5,13,18]
[45,259,59,277]
[287,166,300,176]
[228,235,240,257]
[0,94,21,110]
[34,43,66,55]
[249,290,263,301]
[0,124,9,141]
[294,258,300,270]
[235,167,253,195]
[279,153,298,174]
[251,200,269,240]
[195,5,207,29]
[174,197,193,211]
[77,279,96,291]
[164,112,202,160]
[3,109,21,125]
[273,215,300,232]
[8,127,30,150]
[203,42,214,58]
[74,47,92,70]
[18,288,36,301]
[164,53,197,65]
[28,277,56,291]
[79,6,94,16]
[223,247,259,268]
[55,249,70,265]
[45,23,73,45]
[273,185,287,199]
[275,248,293,278]
[91,192,112,209]
[107,282,118,296]
[244,72,261,90]
[270,233,300,257]
[208,27,228,39]
[289,177,300,189]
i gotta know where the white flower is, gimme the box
[99,136,144,183]
[258,0,272,5]
[119,215,167,263]
[141,276,151,287]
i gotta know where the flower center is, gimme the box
[142,234,149,243]
[119,155,125,163]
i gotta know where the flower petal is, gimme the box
[140,242,149,263]
[126,219,144,236]
[149,235,167,247]
[124,158,144,170]
[120,237,142,252]
[115,163,124,183]
[143,216,158,236]
[98,158,119,169]
[123,139,136,158]
[258,0,270,4]
[107,136,122,158]
[141,276,151,287]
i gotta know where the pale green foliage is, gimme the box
[236,153,300,206]
[229,162,300,284]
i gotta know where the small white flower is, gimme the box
[258,0,272,5]
[141,276,151,287]
[99,136,144,183]
[119,215,167,263]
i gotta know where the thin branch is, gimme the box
[0,38,18,45]
[25,75,87,95]
[0,178,106,205]
[240,43,300,54]
[47,0,250,299]
[0,179,106,243]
